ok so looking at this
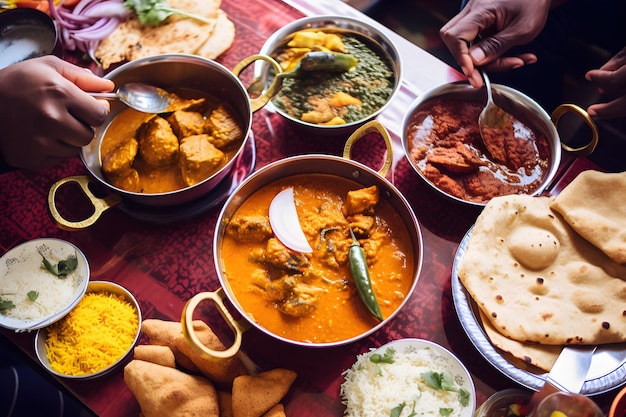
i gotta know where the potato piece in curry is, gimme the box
[221,175,415,344]
[100,92,245,193]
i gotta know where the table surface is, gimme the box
[0,0,621,416]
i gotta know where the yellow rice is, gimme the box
[45,291,139,376]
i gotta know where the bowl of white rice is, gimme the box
[341,338,476,417]
[0,238,89,332]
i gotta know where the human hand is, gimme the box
[585,47,626,119]
[439,0,552,88]
[0,55,114,170]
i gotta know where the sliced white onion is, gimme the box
[269,188,313,253]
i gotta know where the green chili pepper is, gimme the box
[348,227,383,321]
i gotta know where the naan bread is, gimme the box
[95,0,227,69]
[551,170,626,265]
[458,194,626,346]
[194,9,235,59]
[479,310,560,371]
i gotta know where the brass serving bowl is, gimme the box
[182,122,423,358]
[256,15,402,136]
[48,53,282,229]
[401,81,599,207]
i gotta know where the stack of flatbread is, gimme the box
[457,170,626,371]
[95,0,235,70]
[124,319,297,417]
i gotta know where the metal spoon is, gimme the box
[89,83,172,113]
[478,70,513,163]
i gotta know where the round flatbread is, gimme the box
[551,170,626,265]
[194,9,235,60]
[95,0,225,69]
[457,194,626,346]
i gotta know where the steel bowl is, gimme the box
[0,238,89,332]
[182,122,423,357]
[256,15,402,136]
[48,53,282,229]
[401,81,598,207]
[35,280,141,380]
[0,7,57,69]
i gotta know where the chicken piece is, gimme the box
[102,138,138,176]
[206,104,243,150]
[347,214,375,238]
[164,96,206,112]
[342,185,379,217]
[249,238,310,274]
[108,168,141,193]
[226,215,273,243]
[167,110,207,138]
[277,285,322,317]
[137,116,179,166]
[265,274,323,317]
[427,143,484,174]
[179,134,225,186]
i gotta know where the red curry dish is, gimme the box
[405,97,551,204]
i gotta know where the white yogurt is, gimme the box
[0,25,56,69]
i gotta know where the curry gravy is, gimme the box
[220,174,415,344]
[100,90,243,194]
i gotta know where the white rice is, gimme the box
[341,344,472,417]
[0,245,80,321]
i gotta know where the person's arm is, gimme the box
[0,56,114,171]
[585,47,626,119]
[439,0,554,88]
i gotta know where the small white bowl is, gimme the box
[0,238,89,332]
[342,338,476,417]
[35,281,142,380]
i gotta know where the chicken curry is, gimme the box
[219,174,416,344]
[100,90,244,194]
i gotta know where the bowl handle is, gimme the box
[551,104,599,157]
[182,287,250,360]
[342,120,393,177]
[48,175,122,231]
[232,54,284,113]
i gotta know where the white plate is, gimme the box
[0,238,89,332]
[342,338,476,417]
[452,228,626,395]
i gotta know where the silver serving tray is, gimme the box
[451,228,626,395]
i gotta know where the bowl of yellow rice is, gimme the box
[34,281,141,380]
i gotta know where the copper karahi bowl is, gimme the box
[256,15,402,136]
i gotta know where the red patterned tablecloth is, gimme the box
[0,0,618,416]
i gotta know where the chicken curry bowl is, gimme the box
[100,90,245,194]
[218,173,418,344]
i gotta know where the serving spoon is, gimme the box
[89,83,172,113]
[478,70,513,163]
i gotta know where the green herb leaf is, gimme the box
[439,408,454,417]
[421,371,444,389]
[390,402,406,417]
[0,297,16,311]
[123,0,214,26]
[27,291,39,302]
[458,387,470,407]
[39,251,78,277]
[370,347,396,364]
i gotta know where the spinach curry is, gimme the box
[272,30,395,126]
